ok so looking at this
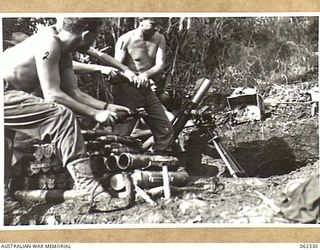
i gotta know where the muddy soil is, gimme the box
[4,83,319,226]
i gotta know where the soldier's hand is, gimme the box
[122,69,138,84]
[94,110,118,127]
[136,73,150,88]
[99,66,120,79]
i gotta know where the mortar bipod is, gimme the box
[206,131,246,178]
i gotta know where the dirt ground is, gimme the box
[4,82,319,226]
[5,160,318,225]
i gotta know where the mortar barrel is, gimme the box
[191,78,212,104]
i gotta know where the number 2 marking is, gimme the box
[42,52,49,60]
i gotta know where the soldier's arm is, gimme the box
[114,34,128,64]
[85,46,136,82]
[34,36,98,119]
[60,57,107,111]
[115,35,138,83]
[34,36,126,125]
[86,46,130,72]
[72,60,119,78]
[61,57,130,116]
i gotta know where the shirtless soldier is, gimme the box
[112,17,174,154]
[1,18,130,201]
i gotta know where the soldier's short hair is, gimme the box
[138,17,159,24]
[62,18,103,33]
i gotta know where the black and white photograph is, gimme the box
[1,15,319,227]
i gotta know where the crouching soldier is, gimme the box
[1,17,130,206]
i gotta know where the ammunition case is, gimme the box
[38,175,48,190]
[110,170,189,190]
[82,130,142,148]
[110,173,126,191]
[41,159,51,173]
[33,145,44,161]
[46,174,56,189]
[133,170,189,188]
[81,129,112,140]
[42,144,55,159]
[117,153,180,171]
[106,154,121,172]
[97,135,142,148]
[28,162,42,176]
[29,143,56,161]
[38,174,56,190]
[103,143,138,154]
[84,140,102,151]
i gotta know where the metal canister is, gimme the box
[110,174,126,191]
[28,162,42,176]
[43,144,54,159]
[85,140,102,152]
[46,174,56,189]
[104,143,137,155]
[38,175,48,190]
[132,170,189,188]
[106,154,120,172]
[33,144,44,161]
[40,161,51,173]
[109,170,189,191]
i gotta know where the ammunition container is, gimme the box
[133,170,189,188]
[38,175,48,190]
[110,174,126,191]
[33,145,44,161]
[82,130,142,148]
[110,170,189,190]
[43,144,54,159]
[84,140,102,151]
[103,143,137,155]
[81,129,111,140]
[118,153,180,171]
[46,174,56,189]
[28,162,42,176]
[106,154,121,172]
[41,161,51,173]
